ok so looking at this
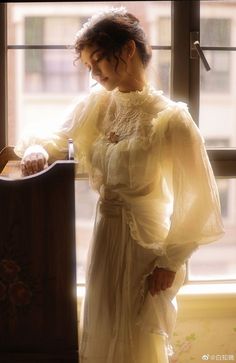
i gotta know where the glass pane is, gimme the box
[199,50,236,148]
[7,49,85,145]
[7,49,170,145]
[189,178,236,281]
[200,1,236,47]
[7,2,171,46]
[24,49,87,93]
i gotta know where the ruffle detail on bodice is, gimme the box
[123,208,165,255]
[99,84,168,148]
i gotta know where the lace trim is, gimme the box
[105,109,153,143]
[124,208,165,254]
[98,84,166,144]
[101,95,156,143]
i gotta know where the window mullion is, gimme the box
[0,3,7,150]
[171,1,191,104]
[189,0,200,125]
[207,149,236,178]
[171,0,200,124]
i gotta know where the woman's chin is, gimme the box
[101,81,116,91]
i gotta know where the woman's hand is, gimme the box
[21,145,48,176]
[148,267,176,296]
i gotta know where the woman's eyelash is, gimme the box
[94,54,105,62]
[85,53,106,72]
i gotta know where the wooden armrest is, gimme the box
[0,140,75,178]
[0,146,20,173]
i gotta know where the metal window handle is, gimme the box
[190,31,211,71]
[193,40,211,71]
[68,138,74,160]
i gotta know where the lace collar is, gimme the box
[112,83,163,107]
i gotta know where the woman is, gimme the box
[15,7,224,363]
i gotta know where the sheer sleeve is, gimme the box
[14,90,105,173]
[152,102,225,271]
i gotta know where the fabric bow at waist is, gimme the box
[99,199,124,217]
[99,185,124,217]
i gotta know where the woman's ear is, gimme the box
[124,39,136,60]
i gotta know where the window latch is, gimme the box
[68,138,74,160]
[190,31,211,71]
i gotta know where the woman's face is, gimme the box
[80,44,130,92]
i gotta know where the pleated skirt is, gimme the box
[79,200,185,363]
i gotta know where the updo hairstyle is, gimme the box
[74,7,152,69]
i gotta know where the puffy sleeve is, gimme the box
[14,90,105,173]
[152,102,225,271]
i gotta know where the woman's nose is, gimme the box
[91,65,101,79]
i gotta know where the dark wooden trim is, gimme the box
[8,44,71,50]
[207,148,236,161]
[0,4,7,150]
[201,46,236,51]
[0,352,78,363]
[171,1,190,104]
[207,148,236,177]
[210,161,236,178]
[171,1,200,124]
[0,146,20,173]
[8,44,172,50]
[189,0,200,124]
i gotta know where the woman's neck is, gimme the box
[118,54,147,92]
[118,74,147,93]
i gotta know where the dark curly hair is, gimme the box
[74,9,152,70]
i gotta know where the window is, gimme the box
[189,0,236,282]
[2,1,236,287]
[4,1,171,287]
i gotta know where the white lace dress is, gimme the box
[15,84,224,363]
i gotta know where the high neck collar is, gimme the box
[112,83,162,106]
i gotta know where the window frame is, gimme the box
[1,1,236,285]
[172,1,236,284]
[171,1,236,177]
[0,4,7,151]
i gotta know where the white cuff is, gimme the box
[156,242,198,272]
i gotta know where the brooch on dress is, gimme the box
[108,131,119,143]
